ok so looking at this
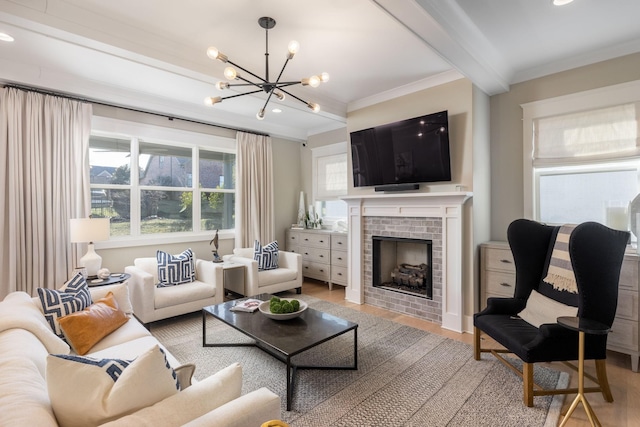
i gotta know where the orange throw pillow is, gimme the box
[58,292,128,355]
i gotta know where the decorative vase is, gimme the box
[297,191,306,227]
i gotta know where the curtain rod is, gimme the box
[3,84,270,137]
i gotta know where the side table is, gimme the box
[557,316,611,427]
[220,261,246,297]
[87,273,131,287]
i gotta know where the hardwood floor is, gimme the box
[302,280,640,427]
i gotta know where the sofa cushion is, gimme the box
[257,267,297,287]
[157,248,196,286]
[37,273,92,339]
[518,289,578,328]
[154,279,216,309]
[47,344,180,427]
[254,240,279,271]
[100,363,243,427]
[89,282,134,315]
[0,357,58,427]
[58,292,129,355]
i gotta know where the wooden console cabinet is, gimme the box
[285,229,348,290]
[480,241,640,372]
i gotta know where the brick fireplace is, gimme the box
[343,192,471,332]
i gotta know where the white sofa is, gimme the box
[0,284,280,427]
[125,257,224,324]
[223,248,302,297]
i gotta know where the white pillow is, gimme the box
[518,289,578,328]
[89,282,134,315]
[47,345,179,427]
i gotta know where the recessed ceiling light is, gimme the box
[272,108,282,113]
[553,0,574,6]
[0,32,14,42]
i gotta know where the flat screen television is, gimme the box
[350,110,451,189]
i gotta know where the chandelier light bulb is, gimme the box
[256,109,266,120]
[307,102,320,113]
[207,47,228,62]
[224,67,237,80]
[320,72,330,82]
[204,96,222,106]
[287,40,300,57]
[215,81,229,90]
[207,47,219,60]
[274,91,285,101]
[308,75,321,88]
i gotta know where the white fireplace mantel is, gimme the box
[343,192,472,332]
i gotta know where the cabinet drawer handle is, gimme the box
[337,272,342,276]
[500,259,512,264]
[500,282,512,287]
[320,269,324,273]
[304,266,309,270]
[319,240,324,243]
[304,238,309,241]
[305,252,309,255]
[338,241,343,245]
[337,257,343,261]
[319,255,324,258]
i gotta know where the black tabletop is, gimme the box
[203,293,358,357]
[87,273,131,287]
[557,316,611,335]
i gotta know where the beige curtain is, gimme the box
[235,131,274,247]
[0,87,92,298]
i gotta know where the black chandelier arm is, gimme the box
[274,81,304,88]
[272,57,291,88]
[220,89,264,101]
[226,59,268,84]
[279,88,311,106]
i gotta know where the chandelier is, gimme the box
[204,16,329,120]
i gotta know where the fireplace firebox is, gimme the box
[372,236,433,299]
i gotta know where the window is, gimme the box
[522,81,640,230]
[312,142,348,226]
[89,117,235,239]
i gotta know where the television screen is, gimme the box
[349,110,451,188]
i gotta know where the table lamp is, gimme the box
[70,218,110,277]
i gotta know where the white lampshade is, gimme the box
[70,218,110,243]
[70,218,110,277]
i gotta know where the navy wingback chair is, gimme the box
[474,219,629,406]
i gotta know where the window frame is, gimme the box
[311,142,348,226]
[522,80,640,221]
[90,116,236,249]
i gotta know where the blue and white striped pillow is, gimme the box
[37,272,92,339]
[156,248,196,287]
[254,240,279,271]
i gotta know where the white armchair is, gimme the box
[223,248,302,297]
[125,257,223,324]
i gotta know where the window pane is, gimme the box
[201,191,235,231]
[141,190,192,234]
[90,188,130,237]
[538,169,638,225]
[199,150,236,189]
[89,136,131,184]
[139,141,192,187]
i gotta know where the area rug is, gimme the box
[151,295,568,426]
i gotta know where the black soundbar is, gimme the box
[374,183,419,192]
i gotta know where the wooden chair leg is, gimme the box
[474,327,481,360]
[523,363,534,407]
[595,359,614,402]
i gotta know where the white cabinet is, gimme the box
[480,241,516,307]
[480,241,640,372]
[285,229,348,290]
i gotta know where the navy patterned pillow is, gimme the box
[156,248,196,287]
[37,272,92,339]
[254,240,279,271]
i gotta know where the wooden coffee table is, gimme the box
[202,294,358,410]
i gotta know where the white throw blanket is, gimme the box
[543,224,578,294]
[0,292,70,354]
